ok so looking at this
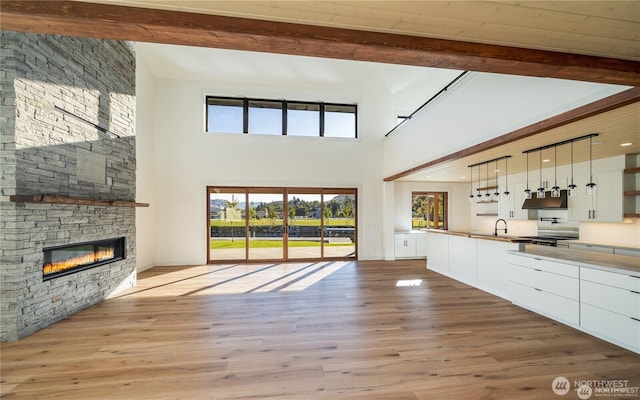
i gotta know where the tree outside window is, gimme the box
[412,192,448,230]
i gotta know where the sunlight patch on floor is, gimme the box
[117,262,352,297]
[396,279,422,287]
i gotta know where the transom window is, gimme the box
[206,96,357,138]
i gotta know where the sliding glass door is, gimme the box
[287,191,322,259]
[207,187,357,263]
[248,189,284,260]
[209,189,247,261]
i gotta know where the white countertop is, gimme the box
[508,245,640,275]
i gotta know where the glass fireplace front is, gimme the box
[43,237,125,280]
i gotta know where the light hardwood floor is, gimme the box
[1,260,638,399]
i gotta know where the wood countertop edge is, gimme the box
[424,229,529,243]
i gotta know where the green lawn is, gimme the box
[411,218,444,229]
[210,239,353,249]
[210,218,354,227]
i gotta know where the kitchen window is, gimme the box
[206,96,357,138]
[412,192,448,230]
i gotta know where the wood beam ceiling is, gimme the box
[1,1,639,86]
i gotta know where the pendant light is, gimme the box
[502,157,510,201]
[551,145,560,198]
[567,140,577,196]
[524,152,532,199]
[476,164,482,202]
[468,166,475,203]
[537,150,546,199]
[484,163,491,199]
[586,135,597,195]
[493,160,500,201]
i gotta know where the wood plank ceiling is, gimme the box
[2,0,639,181]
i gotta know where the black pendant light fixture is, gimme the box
[551,145,561,198]
[503,157,510,201]
[493,160,500,201]
[476,164,482,201]
[523,133,599,199]
[485,163,491,199]
[524,152,532,199]
[568,140,577,196]
[468,156,511,204]
[468,166,475,203]
[537,150,545,199]
[586,135,597,196]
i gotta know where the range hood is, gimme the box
[522,190,568,209]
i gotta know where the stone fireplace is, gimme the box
[0,31,139,341]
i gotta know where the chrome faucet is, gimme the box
[494,219,507,236]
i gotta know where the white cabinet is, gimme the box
[448,235,477,285]
[476,240,519,300]
[427,232,449,273]
[568,172,623,222]
[508,254,580,326]
[416,234,428,258]
[395,234,416,258]
[499,183,529,220]
[508,252,640,353]
[579,268,640,352]
[394,233,427,259]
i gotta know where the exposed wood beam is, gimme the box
[384,87,640,182]
[1,1,639,86]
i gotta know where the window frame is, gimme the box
[205,96,357,138]
[411,191,448,230]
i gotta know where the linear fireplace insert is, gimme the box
[43,237,125,280]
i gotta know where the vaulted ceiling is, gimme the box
[2,1,639,181]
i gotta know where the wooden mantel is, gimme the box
[9,195,149,208]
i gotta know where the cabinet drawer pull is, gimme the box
[534,288,542,292]
[534,258,542,261]
[630,275,640,279]
[631,317,640,322]
[534,268,542,272]
[630,290,640,295]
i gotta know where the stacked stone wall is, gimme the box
[0,31,137,340]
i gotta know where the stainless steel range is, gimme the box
[524,210,579,247]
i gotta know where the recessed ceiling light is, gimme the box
[592,141,604,145]
[460,176,466,179]
[494,169,500,172]
[621,142,632,147]
[542,159,550,163]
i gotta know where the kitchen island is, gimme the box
[425,229,530,300]
[507,245,639,354]
[426,230,639,353]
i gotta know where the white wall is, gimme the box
[383,72,629,178]
[393,181,472,232]
[135,55,156,272]
[580,219,640,247]
[141,76,392,265]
